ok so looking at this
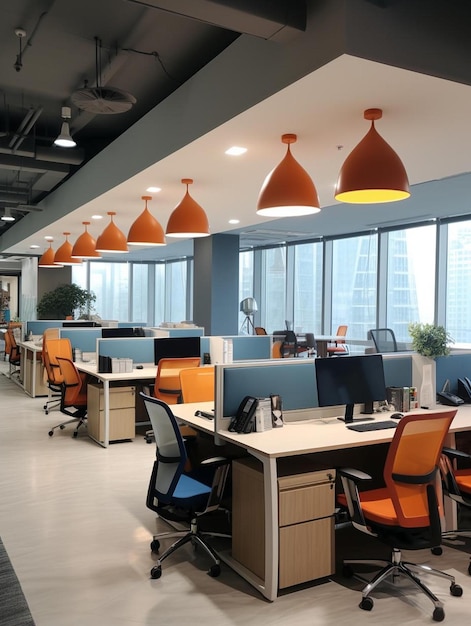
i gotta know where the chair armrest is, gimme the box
[337,467,372,482]
[337,467,373,533]
[443,447,471,463]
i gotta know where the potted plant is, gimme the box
[37,283,96,319]
[408,322,453,358]
[408,322,453,409]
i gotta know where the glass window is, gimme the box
[166,260,187,323]
[293,241,323,334]
[261,246,286,333]
[238,250,254,331]
[71,263,87,290]
[446,220,471,343]
[332,234,377,339]
[386,226,436,342]
[89,262,130,321]
[131,264,148,323]
[154,263,165,325]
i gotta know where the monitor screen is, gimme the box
[154,336,201,365]
[102,327,134,339]
[62,321,101,327]
[315,354,386,423]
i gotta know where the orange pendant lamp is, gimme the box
[54,232,82,265]
[335,108,410,204]
[257,133,320,217]
[71,222,102,259]
[128,195,166,246]
[166,179,210,238]
[38,239,62,268]
[96,212,129,253]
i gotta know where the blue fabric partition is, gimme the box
[166,328,204,337]
[96,337,154,363]
[27,320,62,334]
[60,328,102,352]
[200,335,271,361]
[436,352,471,394]
[220,355,414,418]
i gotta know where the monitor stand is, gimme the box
[337,403,375,423]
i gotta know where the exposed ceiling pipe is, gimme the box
[9,107,43,152]
[8,108,36,149]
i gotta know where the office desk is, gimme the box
[17,340,48,397]
[175,404,471,601]
[76,362,156,447]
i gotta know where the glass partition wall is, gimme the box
[72,216,471,343]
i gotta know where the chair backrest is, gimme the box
[368,327,398,353]
[5,329,20,364]
[254,326,267,335]
[384,410,456,531]
[142,394,188,505]
[56,356,87,409]
[43,338,73,385]
[180,366,215,403]
[335,325,348,344]
[154,357,202,404]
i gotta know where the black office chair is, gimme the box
[142,393,231,580]
[273,330,299,357]
[368,328,398,353]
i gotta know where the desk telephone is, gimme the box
[436,377,469,406]
[229,396,258,433]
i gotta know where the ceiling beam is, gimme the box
[125,0,306,41]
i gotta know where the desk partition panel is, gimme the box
[200,335,272,362]
[436,351,471,394]
[59,328,102,352]
[96,337,155,363]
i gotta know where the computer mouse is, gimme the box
[135,364,144,370]
[391,412,404,419]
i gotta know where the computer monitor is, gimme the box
[154,336,201,365]
[315,354,387,423]
[101,327,134,338]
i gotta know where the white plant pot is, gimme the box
[411,353,436,409]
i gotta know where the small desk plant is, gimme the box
[408,322,453,408]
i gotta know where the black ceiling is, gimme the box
[0,0,306,234]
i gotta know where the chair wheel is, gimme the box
[150,565,162,579]
[433,607,445,622]
[342,564,354,578]
[45,409,49,415]
[60,424,66,430]
[359,597,374,611]
[150,539,160,553]
[208,564,221,577]
[72,431,78,438]
[431,546,442,555]
[450,583,463,597]
[48,430,53,436]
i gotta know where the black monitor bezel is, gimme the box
[153,336,201,365]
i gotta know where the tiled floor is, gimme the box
[1,363,471,625]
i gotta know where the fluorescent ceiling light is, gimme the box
[225,146,247,156]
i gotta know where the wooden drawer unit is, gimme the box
[232,458,335,590]
[87,383,136,443]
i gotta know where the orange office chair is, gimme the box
[337,410,462,622]
[326,324,349,356]
[4,329,21,377]
[254,327,267,335]
[180,366,214,403]
[440,446,471,575]
[48,357,88,438]
[42,337,73,414]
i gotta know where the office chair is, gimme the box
[180,366,214,403]
[42,337,72,415]
[297,332,317,357]
[272,330,299,357]
[368,328,398,353]
[440,446,471,575]
[142,394,231,579]
[48,357,88,438]
[4,329,21,377]
[144,357,201,444]
[254,326,267,335]
[327,324,349,356]
[338,410,462,622]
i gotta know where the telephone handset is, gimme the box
[229,396,258,433]
[457,377,471,403]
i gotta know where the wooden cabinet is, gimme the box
[87,383,136,443]
[232,457,336,590]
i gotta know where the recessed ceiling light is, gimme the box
[30,244,40,249]
[146,186,161,193]
[44,236,54,241]
[225,146,247,156]
[228,219,240,224]
[91,214,103,220]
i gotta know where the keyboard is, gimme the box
[347,420,398,432]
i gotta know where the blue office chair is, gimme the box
[142,393,231,580]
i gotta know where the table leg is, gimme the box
[316,340,328,358]
[103,379,110,448]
